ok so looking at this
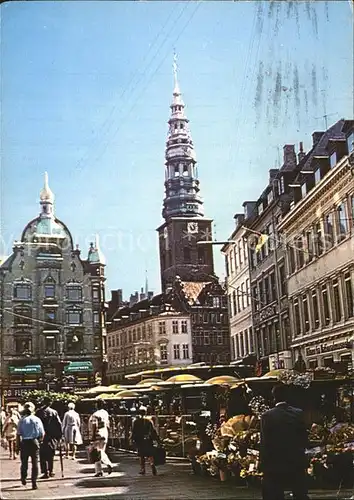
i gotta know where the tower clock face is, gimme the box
[187,222,198,234]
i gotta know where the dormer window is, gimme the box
[280,176,285,194]
[347,131,354,154]
[258,203,263,216]
[301,183,307,198]
[330,151,337,168]
[314,168,321,184]
[267,190,273,204]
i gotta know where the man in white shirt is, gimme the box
[89,400,113,477]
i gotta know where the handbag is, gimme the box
[152,444,166,466]
[87,444,101,464]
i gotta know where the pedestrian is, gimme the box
[131,405,159,476]
[260,384,310,500]
[2,408,20,459]
[36,396,62,479]
[89,400,114,477]
[16,401,44,490]
[62,402,82,460]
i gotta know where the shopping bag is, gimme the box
[152,445,166,466]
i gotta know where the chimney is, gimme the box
[269,169,279,183]
[283,144,297,169]
[298,141,306,162]
[233,213,245,229]
[242,201,257,220]
[312,131,324,146]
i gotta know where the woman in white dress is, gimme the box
[62,402,82,459]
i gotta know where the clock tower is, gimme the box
[157,56,215,292]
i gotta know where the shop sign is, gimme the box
[2,388,28,399]
[306,340,351,357]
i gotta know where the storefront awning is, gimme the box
[64,361,93,373]
[9,365,41,375]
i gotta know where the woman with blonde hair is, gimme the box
[62,402,82,460]
[2,408,20,459]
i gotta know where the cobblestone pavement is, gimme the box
[0,449,353,500]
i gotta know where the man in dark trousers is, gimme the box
[260,384,309,500]
[36,397,62,479]
[17,402,44,490]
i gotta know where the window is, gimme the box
[13,306,32,326]
[345,273,353,318]
[182,165,188,176]
[172,320,179,334]
[244,330,249,354]
[44,309,56,324]
[15,338,32,355]
[239,334,244,357]
[45,336,56,353]
[347,131,354,154]
[314,168,321,184]
[232,290,237,316]
[173,344,180,359]
[264,276,269,304]
[174,166,180,177]
[278,265,286,296]
[241,283,245,309]
[230,252,234,274]
[315,221,323,256]
[280,176,285,194]
[249,328,254,353]
[213,297,221,308]
[234,245,239,269]
[236,287,240,313]
[183,247,191,263]
[44,284,55,299]
[66,285,82,301]
[268,224,274,250]
[332,278,342,323]
[197,247,205,264]
[296,236,304,268]
[337,203,348,238]
[303,294,310,332]
[159,321,166,335]
[312,290,320,329]
[66,309,83,325]
[225,255,229,277]
[293,298,301,336]
[246,279,250,306]
[13,283,32,300]
[322,284,330,326]
[306,230,314,262]
[252,285,259,311]
[330,151,337,168]
[160,345,168,362]
[92,288,99,300]
[301,183,307,198]
[267,190,273,204]
[324,213,334,249]
[182,344,189,359]
[238,241,243,264]
[288,245,296,274]
[181,320,188,333]
[269,272,276,302]
[93,311,100,325]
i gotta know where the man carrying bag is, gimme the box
[132,406,164,475]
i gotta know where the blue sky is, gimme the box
[1,1,353,298]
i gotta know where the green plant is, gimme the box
[21,389,80,407]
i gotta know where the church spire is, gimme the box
[39,171,55,218]
[162,54,204,221]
